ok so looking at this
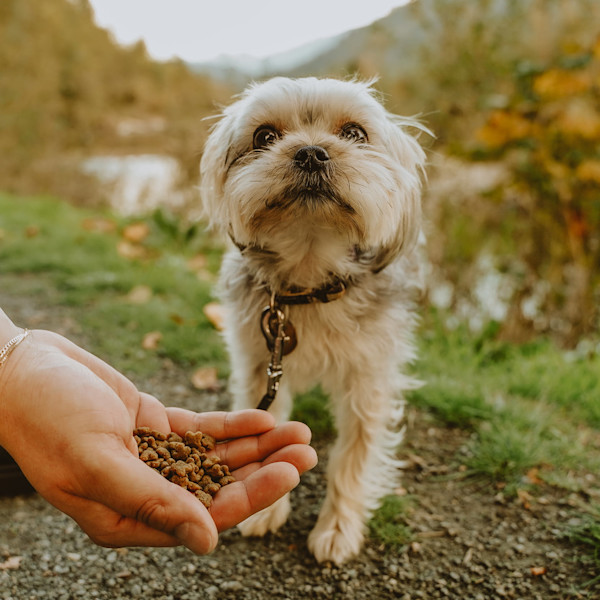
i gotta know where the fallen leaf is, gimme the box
[203,302,226,331]
[187,254,208,272]
[125,285,153,305]
[81,217,117,234]
[142,331,162,350]
[25,225,40,238]
[117,240,148,260]
[530,566,546,577]
[190,366,219,391]
[169,313,185,325]
[122,222,150,243]
[526,467,543,485]
[0,556,23,570]
[517,488,533,510]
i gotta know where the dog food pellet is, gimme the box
[134,427,235,508]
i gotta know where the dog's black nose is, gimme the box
[294,145,330,173]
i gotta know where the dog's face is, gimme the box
[200,77,426,272]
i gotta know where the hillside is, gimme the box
[276,0,600,140]
[0,0,231,198]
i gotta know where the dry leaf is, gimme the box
[187,254,208,272]
[525,467,543,485]
[122,222,150,243]
[0,556,23,570]
[576,159,600,183]
[203,302,226,331]
[25,225,40,238]
[191,366,219,391]
[81,217,117,234]
[533,69,590,98]
[517,488,533,510]
[117,240,148,260]
[125,285,153,305]
[142,331,162,350]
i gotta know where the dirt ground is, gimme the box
[0,284,599,600]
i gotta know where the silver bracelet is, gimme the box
[0,330,30,367]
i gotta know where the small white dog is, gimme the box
[200,77,427,565]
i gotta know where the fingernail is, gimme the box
[175,521,218,555]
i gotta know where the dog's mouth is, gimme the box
[265,183,354,214]
[263,171,355,213]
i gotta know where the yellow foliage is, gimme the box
[476,110,534,148]
[556,99,600,140]
[533,69,591,98]
[576,160,600,183]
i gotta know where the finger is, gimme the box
[166,407,276,440]
[210,462,300,532]
[135,392,171,434]
[230,444,318,481]
[83,446,218,555]
[216,422,313,469]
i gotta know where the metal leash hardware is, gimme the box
[257,294,296,410]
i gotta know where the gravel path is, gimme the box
[1,286,599,599]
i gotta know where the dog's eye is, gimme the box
[253,126,281,149]
[339,123,368,144]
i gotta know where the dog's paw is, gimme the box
[307,516,364,565]
[237,494,290,537]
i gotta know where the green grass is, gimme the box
[368,495,413,548]
[410,312,600,491]
[567,506,600,587]
[0,193,227,377]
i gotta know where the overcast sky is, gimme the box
[88,1,408,63]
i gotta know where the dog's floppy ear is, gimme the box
[199,112,236,232]
[370,115,428,268]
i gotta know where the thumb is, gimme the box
[80,446,219,554]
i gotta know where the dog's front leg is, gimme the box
[229,353,295,536]
[308,373,405,565]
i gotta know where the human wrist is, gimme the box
[0,309,31,448]
[0,309,23,347]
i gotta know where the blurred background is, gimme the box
[1,0,599,348]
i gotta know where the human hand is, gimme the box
[0,328,317,554]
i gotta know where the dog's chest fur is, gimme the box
[218,246,422,397]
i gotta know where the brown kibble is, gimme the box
[208,464,224,479]
[202,456,220,469]
[139,449,158,462]
[205,482,221,496]
[134,427,152,436]
[170,474,190,488]
[168,442,191,460]
[156,447,170,459]
[170,460,193,478]
[194,490,213,508]
[184,431,205,450]
[135,428,234,506]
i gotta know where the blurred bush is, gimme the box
[0,0,231,202]
[464,39,600,344]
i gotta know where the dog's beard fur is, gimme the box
[200,77,427,565]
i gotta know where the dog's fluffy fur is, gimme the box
[200,77,427,565]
